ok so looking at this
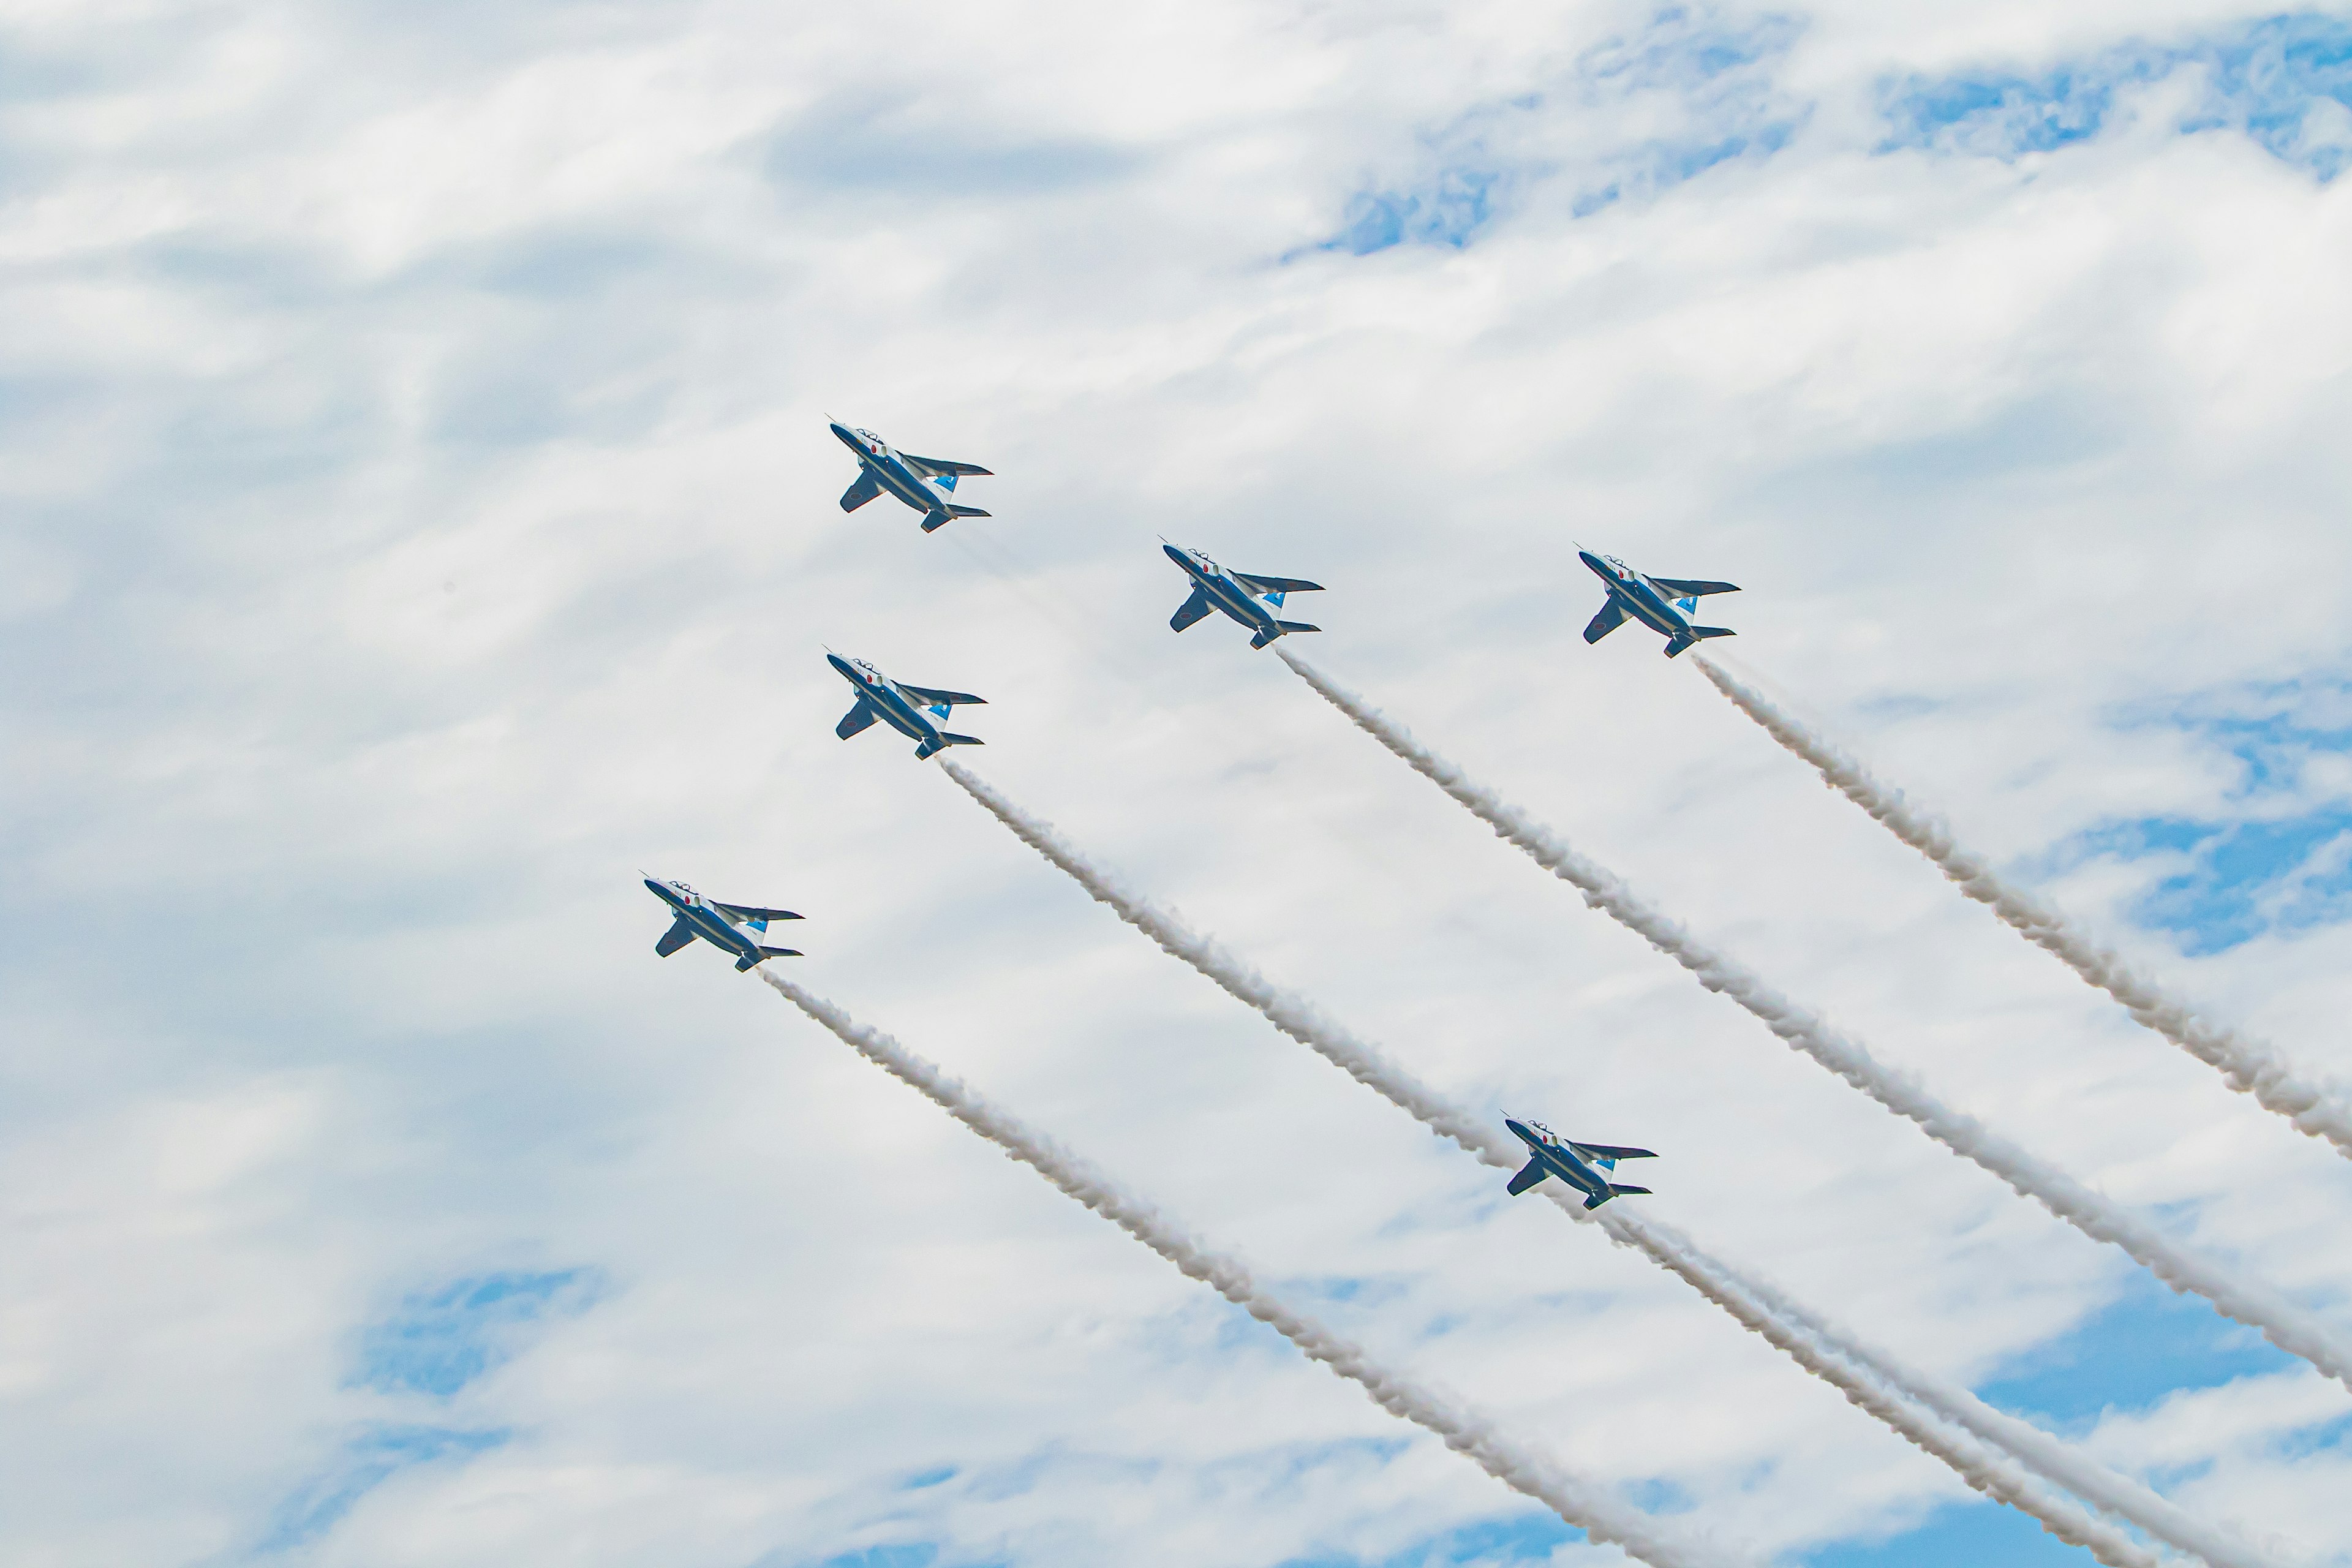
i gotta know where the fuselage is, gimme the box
[831,422,956,520]
[1578,549,1692,640]
[644,876,762,964]
[1164,544,1283,639]
[1504,1117,1615,1206]
[827,653,946,751]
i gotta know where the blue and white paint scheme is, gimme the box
[1502,1117,1656,1210]
[827,652,987,761]
[1163,543,1324,650]
[643,876,803,973]
[1578,549,1739,657]
[829,420,993,533]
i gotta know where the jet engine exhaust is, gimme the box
[936,759,2213,1562]
[760,970,1738,1568]
[1275,647,2352,1396]
[1692,654,2352,1161]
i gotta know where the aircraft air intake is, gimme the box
[760,971,1741,1568]
[933,759,2241,1562]
[1693,654,2352,1161]
[1273,647,2352,1397]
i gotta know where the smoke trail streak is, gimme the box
[760,971,1737,1568]
[1275,648,2352,1395]
[1665,1218,2282,1568]
[1694,654,2352,1159]
[936,760,2188,1563]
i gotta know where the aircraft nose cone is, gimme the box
[828,421,859,448]
[1162,542,1188,567]
[826,652,854,678]
[1504,1118,1530,1140]
[1577,549,1607,574]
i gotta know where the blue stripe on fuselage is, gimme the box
[1195,565,1278,636]
[867,456,946,514]
[1613,581,1689,638]
[856,674,944,748]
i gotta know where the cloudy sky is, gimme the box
[7,1,2352,1564]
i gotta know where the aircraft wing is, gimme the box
[1170,587,1213,631]
[837,699,879,739]
[840,470,883,512]
[899,684,986,709]
[1583,599,1627,643]
[900,454,993,479]
[1647,577,1738,598]
[1234,572,1324,596]
[655,916,698,957]
[715,903,804,923]
[1569,1142,1656,1163]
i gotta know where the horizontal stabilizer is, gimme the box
[1649,577,1738,598]
[1249,620,1320,650]
[1234,572,1325,597]
[756,945,802,959]
[655,916,696,958]
[1585,1183,1653,1209]
[1506,1158,1550,1196]
[1277,620,1320,633]
[902,454,993,478]
[900,684,985,709]
[1170,586,1213,633]
[837,700,879,739]
[840,470,883,512]
[1584,598,1627,643]
[914,733,985,761]
[919,504,991,532]
[1691,626,1736,640]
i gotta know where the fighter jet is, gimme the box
[829,420,992,533]
[827,652,986,761]
[644,876,802,971]
[1502,1117,1656,1210]
[1578,549,1738,657]
[1163,543,1324,650]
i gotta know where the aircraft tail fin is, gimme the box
[1505,1158,1550,1196]
[1584,1183,1653,1209]
[914,733,986,761]
[919,505,992,532]
[1249,620,1320,650]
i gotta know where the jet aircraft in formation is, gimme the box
[1578,549,1739,657]
[828,652,987,761]
[653,417,1738,1193]
[831,420,993,533]
[1162,543,1324,649]
[1502,1117,1657,1209]
[643,876,802,971]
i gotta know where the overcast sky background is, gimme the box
[7,2,2352,1565]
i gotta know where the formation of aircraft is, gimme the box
[827,652,987,761]
[1161,543,1324,649]
[643,876,803,971]
[647,418,1745,1204]
[1502,1117,1657,1209]
[1578,548,1740,658]
[831,420,993,533]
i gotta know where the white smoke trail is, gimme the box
[1694,654,2352,1160]
[1660,1216,2282,1568]
[935,760,2192,1564]
[760,970,1738,1568]
[1275,648,2352,1395]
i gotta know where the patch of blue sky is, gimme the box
[1311,6,1806,256]
[1800,1496,2096,1568]
[354,1266,598,1398]
[2045,679,2352,954]
[260,1424,507,1551]
[1878,12,2352,181]
[1277,1509,1576,1567]
[1977,1267,2299,1428]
